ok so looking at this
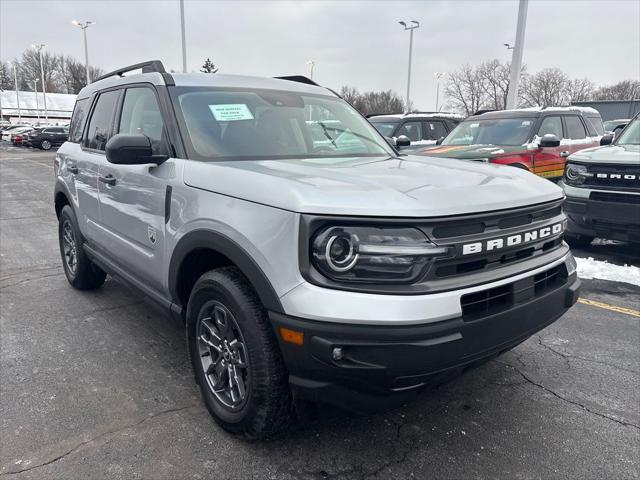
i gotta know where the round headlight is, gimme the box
[565,164,587,184]
[325,234,359,272]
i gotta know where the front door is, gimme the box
[96,85,173,292]
[532,115,566,179]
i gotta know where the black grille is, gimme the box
[590,192,640,205]
[461,264,568,321]
[584,164,640,190]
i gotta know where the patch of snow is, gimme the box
[512,106,599,114]
[576,257,640,286]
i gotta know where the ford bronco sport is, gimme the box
[562,113,640,246]
[54,61,581,439]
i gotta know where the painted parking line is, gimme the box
[578,298,640,318]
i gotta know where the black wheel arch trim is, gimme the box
[54,179,74,218]
[169,229,284,314]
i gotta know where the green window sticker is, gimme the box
[208,104,254,122]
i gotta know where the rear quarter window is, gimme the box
[585,115,604,136]
[68,98,91,143]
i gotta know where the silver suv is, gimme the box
[54,61,580,439]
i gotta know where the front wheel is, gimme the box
[40,139,52,150]
[187,267,293,439]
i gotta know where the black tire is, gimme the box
[565,232,594,248]
[58,205,106,290]
[187,267,293,439]
[40,139,52,150]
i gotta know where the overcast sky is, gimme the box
[1,0,639,108]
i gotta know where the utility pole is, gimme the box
[33,79,40,121]
[180,0,187,73]
[13,63,21,122]
[32,44,48,121]
[434,72,445,111]
[399,20,420,113]
[72,21,95,84]
[506,0,528,109]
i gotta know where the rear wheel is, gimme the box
[40,139,52,150]
[187,267,293,439]
[58,205,106,289]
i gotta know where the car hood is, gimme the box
[569,144,640,165]
[414,144,527,160]
[183,155,563,217]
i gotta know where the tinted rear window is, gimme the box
[586,115,604,136]
[69,98,90,143]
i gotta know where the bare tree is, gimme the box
[0,61,14,90]
[445,64,487,115]
[567,77,595,103]
[593,80,640,101]
[57,55,88,94]
[339,86,405,116]
[520,68,571,107]
[19,49,59,92]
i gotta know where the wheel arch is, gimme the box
[54,180,72,219]
[169,230,284,315]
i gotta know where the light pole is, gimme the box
[72,20,95,85]
[506,0,528,109]
[32,44,48,122]
[399,20,419,113]
[434,72,445,111]
[33,79,40,121]
[306,60,315,80]
[180,0,187,73]
[13,61,21,122]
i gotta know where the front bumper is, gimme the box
[271,261,580,412]
[563,185,640,242]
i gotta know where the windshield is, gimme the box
[171,87,393,160]
[615,118,640,145]
[442,117,535,146]
[370,121,399,138]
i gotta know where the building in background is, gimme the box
[0,90,76,125]
[571,100,640,121]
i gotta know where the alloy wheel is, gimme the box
[41,140,51,150]
[196,301,250,411]
[62,220,77,275]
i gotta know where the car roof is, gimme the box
[466,106,600,121]
[78,71,333,100]
[369,112,464,121]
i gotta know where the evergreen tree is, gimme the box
[200,58,218,74]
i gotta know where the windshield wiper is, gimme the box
[317,121,338,148]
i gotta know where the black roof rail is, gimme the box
[472,109,497,116]
[274,75,319,87]
[366,112,402,118]
[95,60,167,82]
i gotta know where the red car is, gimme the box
[416,107,607,180]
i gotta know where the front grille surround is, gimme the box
[581,163,640,191]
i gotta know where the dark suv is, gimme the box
[28,126,69,150]
[368,112,463,151]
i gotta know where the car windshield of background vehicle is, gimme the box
[370,121,399,138]
[615,118,640,145]
[172,87,393,160]
[442,117,536,147]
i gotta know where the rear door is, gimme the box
[77,89,121,240]
[95,85,172,291]
[422,120,448,144]
[562,114,598,155]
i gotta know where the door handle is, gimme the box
[98,174,116,186]
[560,151,570,157]
[68,164,78,175]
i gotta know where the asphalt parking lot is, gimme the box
[1,144,638,480]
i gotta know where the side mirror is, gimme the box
[600,133,614,146]
[436,136,444,145]
[105,134,167,165]
[395,135,411,148]
[539,134,560,148]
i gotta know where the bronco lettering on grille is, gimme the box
[462,223,563,255]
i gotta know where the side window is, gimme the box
[397,121,422,142]
[69,98,90,143]
[586,115,604,136]
[564,116,587,140]
[85,90,119,151]
[537,116,563,139]
[423,121,448,140]
[118,87,166,155]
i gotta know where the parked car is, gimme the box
[55,60,580,439]
[2,126,33,143]
[368,112,463,150]
[28,126,69,150]
[603,118,630,138]
[415,107,605,180]
[561,113,640,246]
[1,125,30,141]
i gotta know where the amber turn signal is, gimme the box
[279,327,304,346]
